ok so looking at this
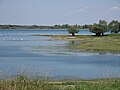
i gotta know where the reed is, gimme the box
[0,74,120,90]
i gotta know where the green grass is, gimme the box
[0,75,120,90]
[51,34,120,53]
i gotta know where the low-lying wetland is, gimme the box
[50,34,120,54]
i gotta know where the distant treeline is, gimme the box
[0,24,90,29]
[0,20,119,31]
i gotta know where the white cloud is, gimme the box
[80,7,89,12]
[75,10,80,12]
[111,6,119,10]
[83,6,89,9]
[69,11,74,14]
[79,9,87,12]
[75,9,87,13]
[67,7,89,15]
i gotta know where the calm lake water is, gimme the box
[0,29,120,80]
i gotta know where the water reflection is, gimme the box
[67,40,80,45]
[66,40,81,52]
[27,39,80,56]
[27,39,120,56]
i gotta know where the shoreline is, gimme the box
[0,28,89,30]
[0,29,67,30]
[33,34,120,54]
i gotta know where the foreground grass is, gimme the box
[0,76,120,90]
[51,34,120,53]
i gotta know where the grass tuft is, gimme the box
[0,75,120,90]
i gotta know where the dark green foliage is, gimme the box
[90,24,104,36]
[67,26,80,36]
[108,20,120,33]
[90,20,108,36]
[82,24,90,29]
[0,24,81,30]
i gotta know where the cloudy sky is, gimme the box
[0,0,120,25]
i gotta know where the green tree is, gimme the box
[99,20,108,35]
[53,25,62,29]
[108,20,120,33]
[82,24,89,29]
[90,20,108,36]
[67,25,80,36]
[90,24,103,36]
[62,24,69,29]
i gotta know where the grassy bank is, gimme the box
[51,34,120,53]
[0,75,120,90]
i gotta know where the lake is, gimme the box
[0,29,120,80]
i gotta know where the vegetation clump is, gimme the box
[67,25,80,36]
[0,75,120,90]
[51,34,120,53]
[90,20,108,36]
[108,20,120,33]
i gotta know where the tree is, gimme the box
[67,25,80,36]
[82,24,89,29]
[90,24,103,36]
[90,20,108,36]
[99,20,108,35]
[108,20,120,33]
[53,25,62,29]
[62,24,69,29]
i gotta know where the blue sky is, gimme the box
[0,0,120,25]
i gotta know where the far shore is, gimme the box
[0,29,66,30]
[0,28,89,30]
